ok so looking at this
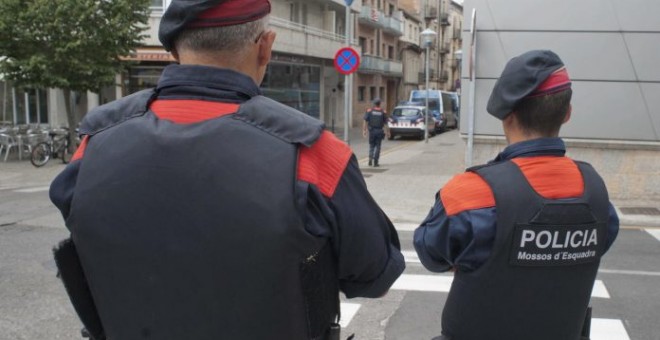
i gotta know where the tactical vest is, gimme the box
[441,160,609,340]
[368,108,385,129]
[61,90,339,340]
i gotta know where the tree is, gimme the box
[0,0,151,149]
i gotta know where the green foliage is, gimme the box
[0,0,151,92]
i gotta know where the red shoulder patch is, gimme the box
[441,172,495,216]
[150,100,239,124]
[297,131,353,197]
[512,156,584,199]
[71,135,90,162]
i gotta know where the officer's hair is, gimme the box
[513,89,572,137]
[174,16,269,57]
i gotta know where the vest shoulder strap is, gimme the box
[235,95,325,147]
[79,89,156,136]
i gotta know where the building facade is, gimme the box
[354,0,404,125]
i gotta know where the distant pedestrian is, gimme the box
[363,98,391,167]
[49,1,405,339]
[414,50,619,340]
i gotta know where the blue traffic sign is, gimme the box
[345,0,354,6]
[334,47,360,75]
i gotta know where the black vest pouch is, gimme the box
[300,241,340,340]
[53,238,106,340]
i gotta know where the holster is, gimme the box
[53,238,106,340]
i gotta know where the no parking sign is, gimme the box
[334,47,360,75]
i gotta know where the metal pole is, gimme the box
[425,45,430,143]
[465,9,477,167]
[343,4,351,144]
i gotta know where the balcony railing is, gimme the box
[360,55,403,76]
[440,12,450,26]
[359,6,403,36]
[432,70,449,83]
[439,43,451,54]
[382,13,403,36]
[424,6,438,19]
[418,70,438,84]
[270,17,358,59]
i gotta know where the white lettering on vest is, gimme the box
[520,230,535,247]
[570,230,584,248]
[536,231,553,249]
[587,229,598,246]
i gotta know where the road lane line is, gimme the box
[646,228,660,242]
[339,303,361,328]
[598,268,660,276]
[390,274,610,299]
[402,250,420,264]
[591,318,631,340]
[13,186,50,193]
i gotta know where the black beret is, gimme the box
[487,50,568,120]
[159,0,271,52]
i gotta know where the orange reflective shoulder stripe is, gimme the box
[441,172,495,216]
[297,131,353,198]
[71,135,89,162]
[512,156,584,199]
[150,100,239,124]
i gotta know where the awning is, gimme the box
[121,48,176,62]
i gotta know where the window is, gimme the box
[359,37,367,55]
[389,4,395,16]
[358,87,366,102]
[388,45,394,59]
[370,40,374,55]
[150,0,165,9]
[380,87,385,101]
[370,87,377,101]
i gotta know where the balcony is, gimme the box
[440,13,450,26]
[360,55,403,76]
[418,70,437,83]
[270,17,356,60]
[432,70,449,83]
[382,12,403,36]
[424,6,438,20]
[359,6,403,36]
[359,5,385,29]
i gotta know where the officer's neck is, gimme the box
[175,50,262,85]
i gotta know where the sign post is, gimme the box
[343,1,354,144]
[335,44,360,144]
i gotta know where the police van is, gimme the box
[409,90,459,131]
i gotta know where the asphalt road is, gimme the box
[0,130,658,340]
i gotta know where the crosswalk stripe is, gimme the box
[390,274,610,299]
[592,280,610,299]
[339,303,361,328]
[402,250,419,263]
[13,186,50,193]
[591,318,631,340]
[646,229,660,242]
[394,223,419,231]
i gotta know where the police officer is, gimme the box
[49,1,405,339]
[414,50,619,340]
[362,98,390,167]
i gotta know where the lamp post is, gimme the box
[421,28,437,143]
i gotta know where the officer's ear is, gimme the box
[257,30,276,67]
[170,48,180,63]
[562,105,572,124]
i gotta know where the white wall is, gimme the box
[461,0,660,142]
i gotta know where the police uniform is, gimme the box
[414,50,619,340]
[49,2,405,340]
[364,100,387,166]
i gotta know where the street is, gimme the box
[0,130,658,340]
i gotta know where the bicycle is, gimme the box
[30,129,72,167]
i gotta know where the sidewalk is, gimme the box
[1,129,659,228]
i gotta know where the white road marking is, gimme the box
[390,274,610,299]
[598,268,660,276]
[391,274,454,292]
[402,250,420,264]
[395,223,419,231]
[591,318,631,340]
[339,303,361,328]
[592,280,611,299]
[646,229,660,242]
[13,186,50,193]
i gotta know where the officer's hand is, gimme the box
[386,131,391,139]
[362,130,367,138]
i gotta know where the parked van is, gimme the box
[409,90,458,130]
